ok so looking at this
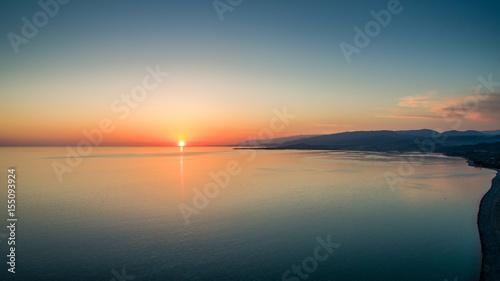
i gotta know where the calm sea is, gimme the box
[0,147,496,281]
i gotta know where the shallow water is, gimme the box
[0,147,496,280]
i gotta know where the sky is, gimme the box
[1,0,499,146]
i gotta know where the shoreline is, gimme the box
[459,155,500,281]
[235,147,500,278]
[476,167,500,281]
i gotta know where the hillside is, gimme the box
[273,130,500,151]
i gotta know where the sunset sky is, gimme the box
[1,0,499,146]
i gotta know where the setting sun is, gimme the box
[178,141,185,147]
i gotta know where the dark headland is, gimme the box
[236,129,500,280]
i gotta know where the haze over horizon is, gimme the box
[1,0,499,146]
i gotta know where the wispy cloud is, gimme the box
[396,91,441,108]
[379,91,500,122]
[430,94,500,122]
[383,114,443,120]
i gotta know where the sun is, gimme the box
[178,141,185,147]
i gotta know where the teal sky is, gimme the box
[1,0,499,145]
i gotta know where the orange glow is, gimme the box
[178,141,185,147]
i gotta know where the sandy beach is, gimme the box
[478,170,500,281]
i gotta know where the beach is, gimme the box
[478,170,500,281]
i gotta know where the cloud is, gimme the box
[431,93,500,122]
[381,91,500,122]
[383,114,443,120]
[396,91,441,108]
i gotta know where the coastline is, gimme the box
[476,167,500,281]
[458,154,500,281]
[236,146,500,278]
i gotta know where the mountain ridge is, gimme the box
[237,129,500,149]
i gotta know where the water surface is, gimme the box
[0,147,495,280]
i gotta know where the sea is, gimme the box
[0,147,496,281]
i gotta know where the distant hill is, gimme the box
[439,141,500,169]
[395,129,438,138]
[482,130,500,135]
[236,129,500,151]
[441,130,486,137]
[235,129,500,169]
[271,129,500,151]
[277,130,422,151]
[237,135,318,146]
[439,131,500,147]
